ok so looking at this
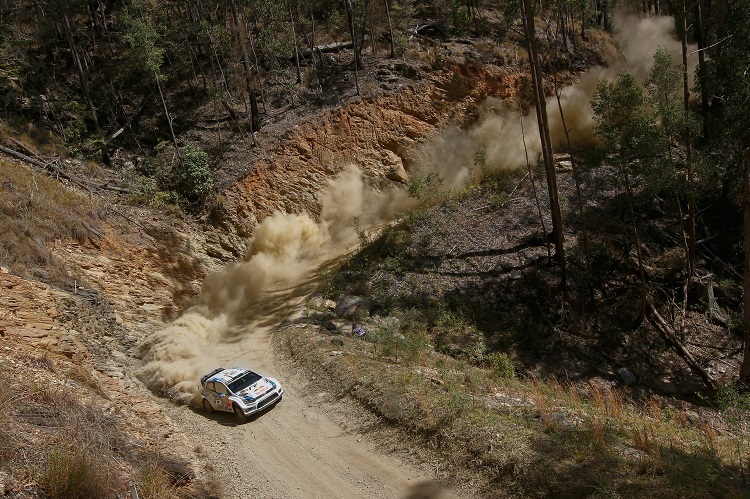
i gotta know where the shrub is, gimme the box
[39,446,113,498]
[177,144,213,200]
[487,352,515,379]
[136,462,181,499]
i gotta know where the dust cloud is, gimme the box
[137,166,414,403]
[413,12,697,181]
[138,12,694,403]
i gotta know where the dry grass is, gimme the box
[0,159,103,284]
[0,358,202,498]
[276,323,750,497]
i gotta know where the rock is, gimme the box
[322,320,338,331]
[307,296,336,314]
[653,377,677,395]
[330,338,344,347]
[335,295,372,320]
[386,163,409,184]
[383,150,408,183]
[616,367,637,386]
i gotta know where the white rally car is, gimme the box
[200,367,283,422]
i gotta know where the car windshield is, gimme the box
[228,371,262,393]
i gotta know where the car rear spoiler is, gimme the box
[200,367,225,385]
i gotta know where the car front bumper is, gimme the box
[240,387,283,415]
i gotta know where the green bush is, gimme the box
[487,352,515,379]
[177,144,213,200]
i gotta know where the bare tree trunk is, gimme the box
[522,116,552,263]
[554,75,591,277]
[739,148,750,384]
[155,73,180,156]
[384,0,395,58]
[693,1,709,140]
[230,0,261,133]
[681,1,696,277]
[59,0,109,165]
[288,0,303,84]
[522,0,566,287]
[309,0,317,66]
[344,0,360,94]
[625,173,647,325]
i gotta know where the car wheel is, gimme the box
[202,398,214,414]
[233,403,245,423]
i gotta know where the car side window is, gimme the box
[205,381,215,392]
[215,382,229,395]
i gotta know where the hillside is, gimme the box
[2,1,750,498]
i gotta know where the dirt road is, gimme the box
[150,249,457,498]
[163,317,454,499]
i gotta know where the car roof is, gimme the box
[206,367,251,385]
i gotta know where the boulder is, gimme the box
[383,150,409,183]
[386,163,409,184]
[335,295,372,320]
[616,367,637,386]
[653,377,677,395]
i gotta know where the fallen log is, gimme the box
[104,97,148,147]
[296,36,372,60]
[0,144,131,194]
[0,144,94,193]
[646,300,717,391]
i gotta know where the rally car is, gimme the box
[200,367,283,422]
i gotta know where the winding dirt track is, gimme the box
[161,261,457,498]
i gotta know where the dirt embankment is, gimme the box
[213,63,522,252]
[1,61,521,496]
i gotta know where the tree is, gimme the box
[592,73,665,323]
[384,0,395,58]
[57,0,109,164]
[710,1,750,384]
[344,0,361,95]
[120,4,180,154]
[521,0,566,287]
[230,0,261,133]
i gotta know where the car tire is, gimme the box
[233,403,245,423]
[202,398,214,414]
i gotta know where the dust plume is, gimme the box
[412,12,698,181]
[548,13,697,146]
[137,165,414,403]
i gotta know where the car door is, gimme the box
[204,381,219,410]
[214,382,233,412]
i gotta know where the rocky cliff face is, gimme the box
[214,62,522,255]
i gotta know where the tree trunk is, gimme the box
[554,75,591,279]
[521,116,552,263]
[681,1,696,278]
[522,0,566,287]
[693,1,710,140]
[344,0,361,94]
[739,148,750,384]
[288,0,303,84]
[384,0,395,58]
[59,0,110,165]
[155,73,180,156]
[230,0,261,133]
[625,173,647,325]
